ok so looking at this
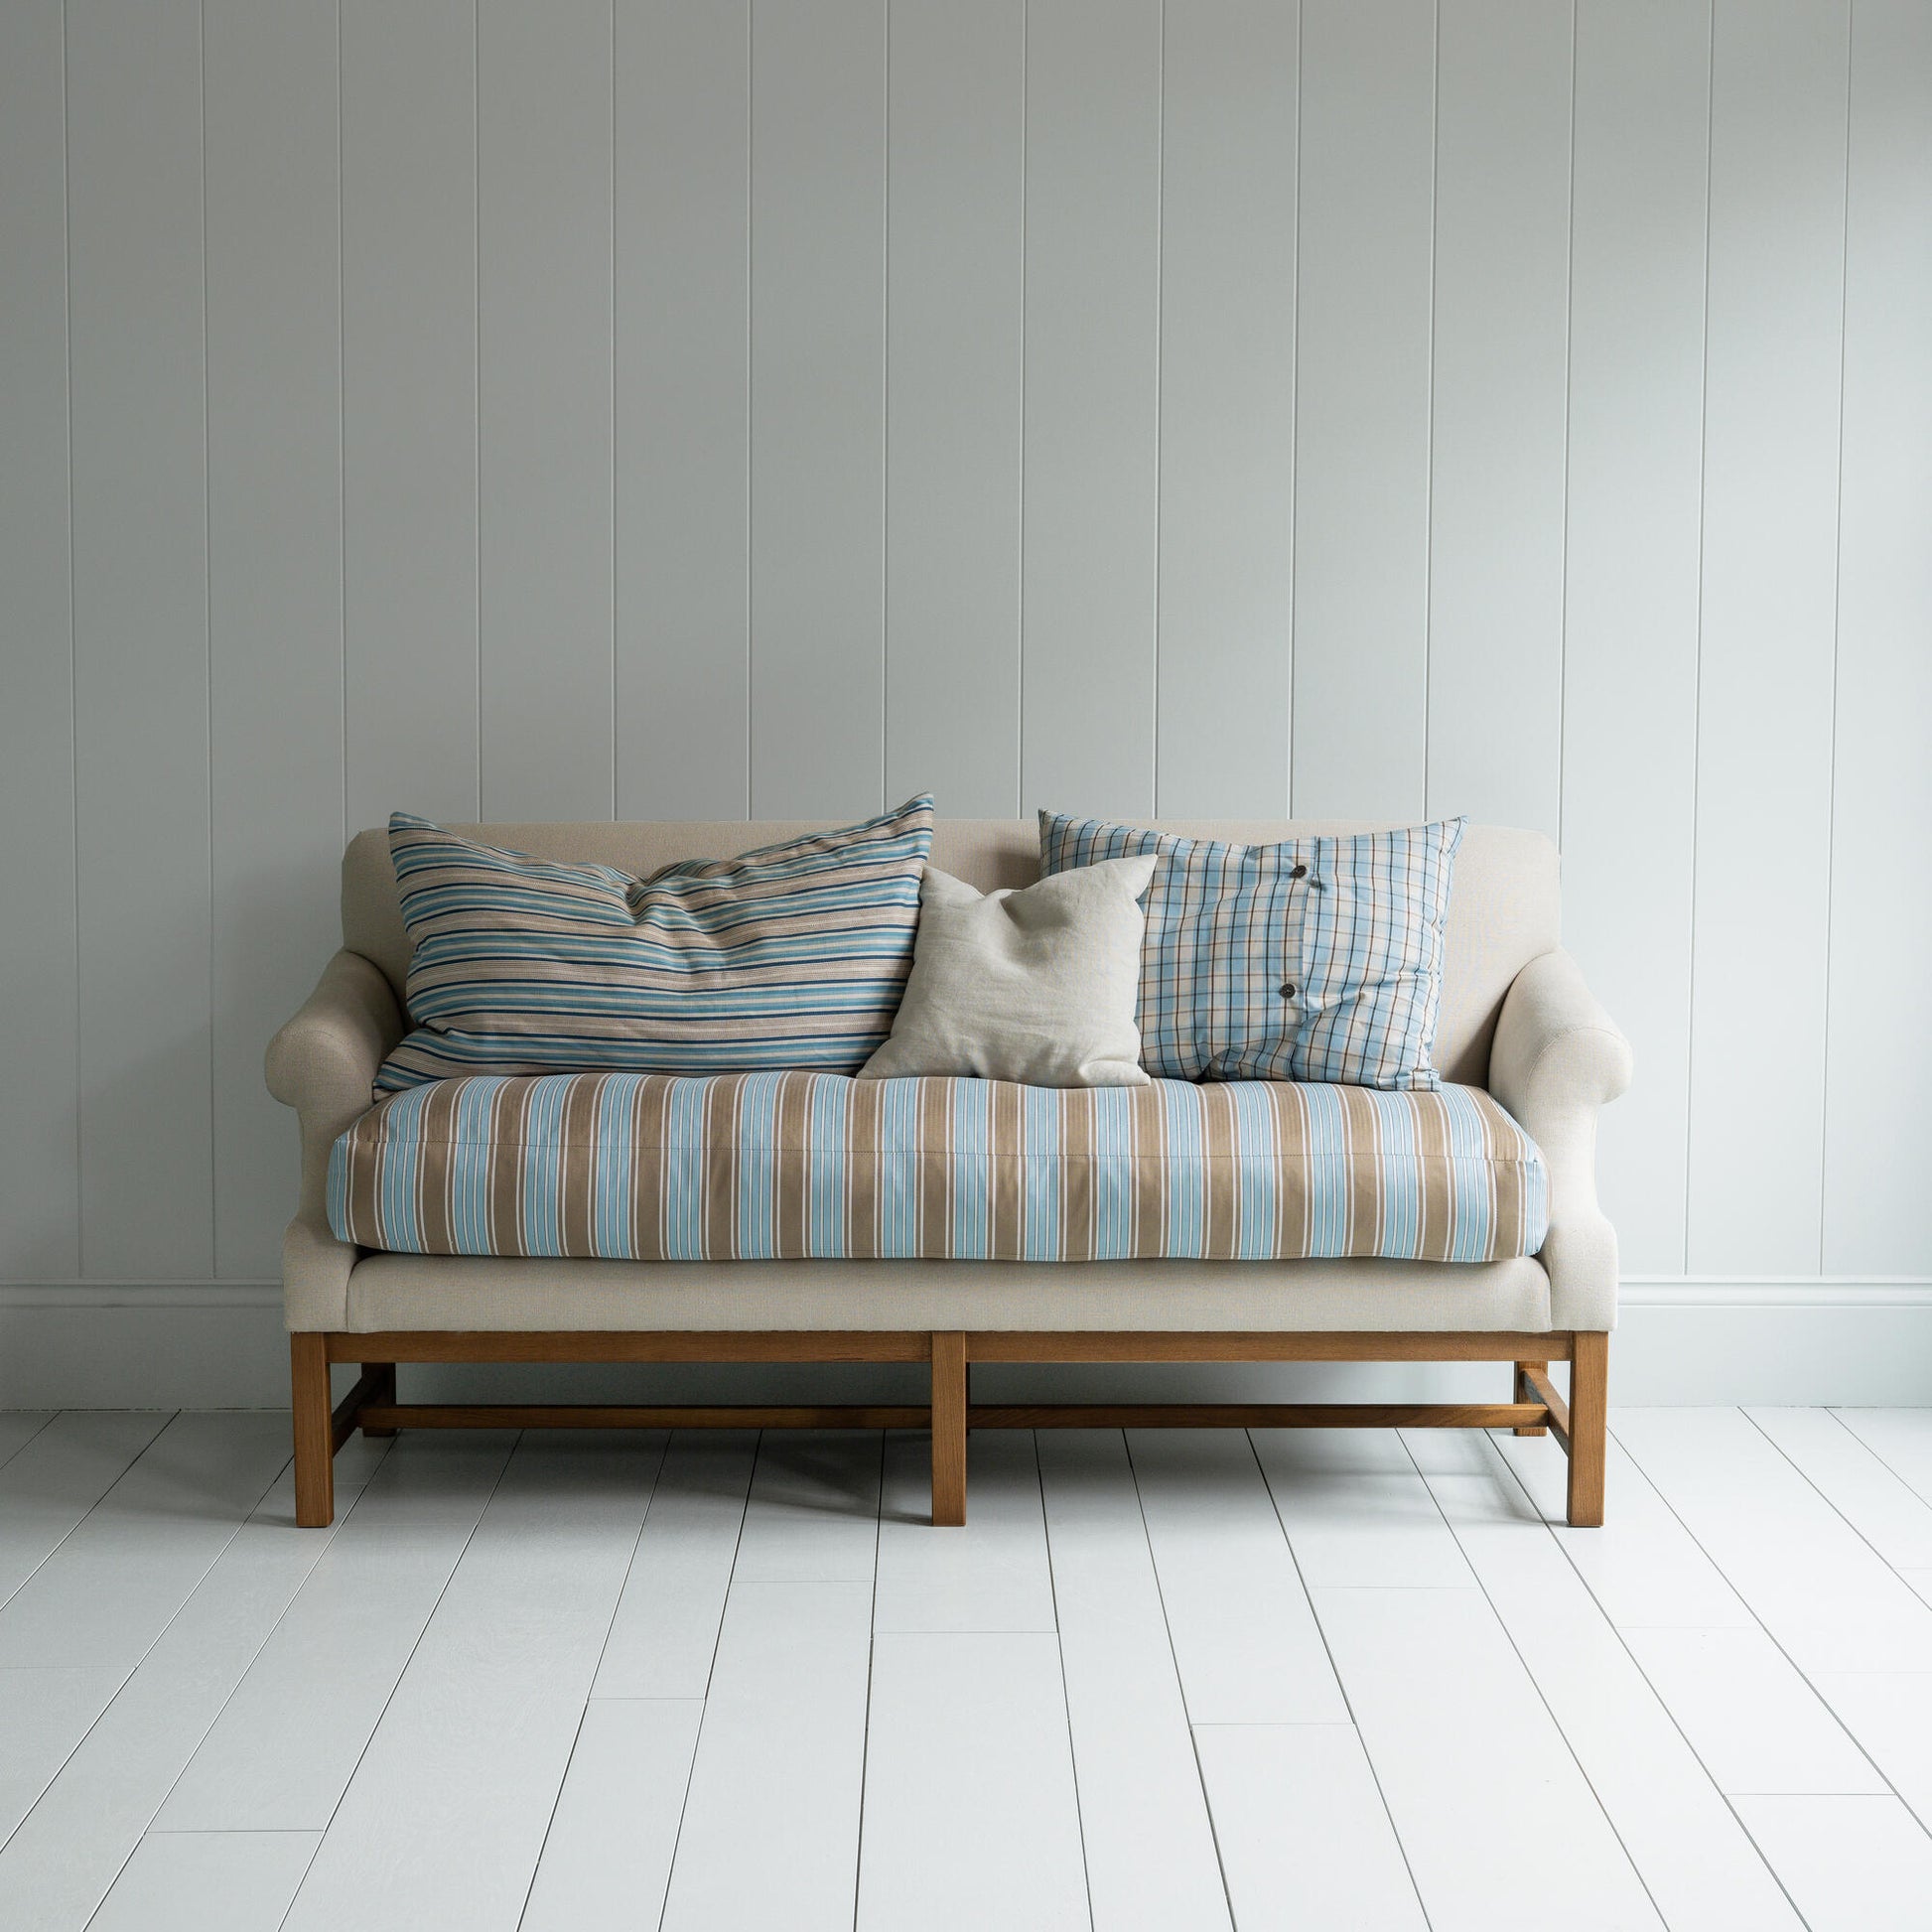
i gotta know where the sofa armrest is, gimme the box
[1488,948,1632,1334]
[264,949,405,1331]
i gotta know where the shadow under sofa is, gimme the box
[266,816,1631,1531]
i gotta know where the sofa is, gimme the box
[266,817,1631,1530]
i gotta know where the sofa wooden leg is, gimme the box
[360,1362,398,1437]
[1512,1360,1549,1436]
[1567,1332,1608,1528]
[930,1330,967,1527]
[291,1333,336,1528]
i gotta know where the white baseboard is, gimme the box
[3,1278,1929,1410]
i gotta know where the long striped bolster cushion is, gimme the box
[329,1073,1548,1264]
[375,799,934,1092]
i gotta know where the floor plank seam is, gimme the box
[1524,1417,1861,1921]
[1243,1426,1434,1930]
[1413,1430,1671,1930]
[650,1426,761,1932]
[0,1410,178,1619]
[516,1428,673,1932]
[849,1429,887,1932]
[1,1412,338,1918]
[1607,1415,1912,1810]
[0,1411,59,1477]
[279,1428,521,1924]
[1744,1406,1932,1623]
[1833,1409,1932,1510]
[1486,1428,1821,1916]
[1032,1428,1101,1932]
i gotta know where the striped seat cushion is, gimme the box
[375,799,934,1091]
[329,1072,1547,1264]
[1038,812,1463,1091]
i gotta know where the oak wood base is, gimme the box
[290,1327,1610,1530]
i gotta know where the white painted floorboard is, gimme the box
[154,1433,518,1832]
[1127,1430,1346,1723]
[858,1631,1089,1932]
[1733,1795,1932,1932]
[874,1429,1055,1634]
[1614,1407,1932,1673]
[518,1698,703,1932]
[279,1433,663,1932]
[0,1411,172,1611]
[1418,1439,1804,1930]
[1311,1586,1665,1931]
[0,1407,1929,1930]
[1751,1407,1932,1571]
[591,1428,756,1699]
[0,1417,54,1475]
[1194,1724,1425,1931]
[85,1829,318,1932]
[1035,1430,1231,1932]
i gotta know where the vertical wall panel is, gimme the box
[0,1,78,1279]
[1425,0,1572,836]
[1687,0,1849,1274]
[1561,0,1711,1275]
[1823,0,1932,1274]
[884,0,1026,818]
[1021,0,1163,820]
[749,0,887,818]
[1155,0,1298,817]
[205,0,343,1280]
[342,0,479,831]
[1291,0,1436,820]
[66,0,211,1279]
[615,0,751,821]
[478,0,615,821]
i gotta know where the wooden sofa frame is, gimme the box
[291,1325,1607,1530]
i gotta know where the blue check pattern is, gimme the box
[1038,813,1464,1091]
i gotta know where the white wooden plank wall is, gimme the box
[0,0,1926,1294]
[340,0,480,831]
[615,0,752,821]
[1686,0,1849,1276]
[1560,0,1710,1276]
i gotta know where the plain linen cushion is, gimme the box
[858,856,1156,1087]
[1038,811,1463,1091]
[375,798,934,1090]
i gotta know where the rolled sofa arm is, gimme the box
[1488,948,1632,1334]
[265,949,405,1331]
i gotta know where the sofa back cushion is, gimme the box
[343,817,1559,1089]
[1038,812,1462,1091]
[373,799,933,1090]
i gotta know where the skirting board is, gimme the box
[2,1279,1929,1410]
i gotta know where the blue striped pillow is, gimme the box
[374,799,934,1091]
[1038,813,1463,1091]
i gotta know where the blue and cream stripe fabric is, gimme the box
[374,800,934,1092]
[329,1071,1547,1263]
[1038,813,1464,1092]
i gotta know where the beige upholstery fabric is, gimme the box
[265,949,404,1330]
[344,1251,1552,1334]
[275,816,1613,1338]
[1489,948,1632,1332]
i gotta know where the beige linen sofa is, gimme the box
[267,818,1630,1529]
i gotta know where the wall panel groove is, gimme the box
[0,0,80,1280]
[66,0,213,1280]
[1687,0,1851,1276]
